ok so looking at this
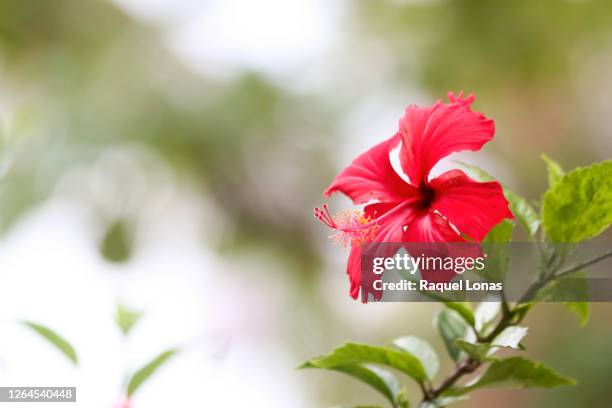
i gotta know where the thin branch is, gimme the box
[428,358,479,400]
[518,249,612,304]
[554,249,612,279]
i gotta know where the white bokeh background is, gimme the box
[0,194,305,407]
[0,1,342,406]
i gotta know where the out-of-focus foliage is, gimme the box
[101,219,133,263]
[22,321,78,365]
[353,0,612,198]
[356,1,612,92]
[0,0,332,278]
[537,314,612,408]
[115,303,143,335]
[127,349,177,397]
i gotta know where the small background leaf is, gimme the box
[116,303,143,335]
[23,321,78,365]
[127,349,177,396]
[100,218,133,263]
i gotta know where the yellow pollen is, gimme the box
[329,210,378,247]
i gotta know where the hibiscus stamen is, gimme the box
[314,205,378,247]
[314,199,423,246]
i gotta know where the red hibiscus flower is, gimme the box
[315,92,513,300]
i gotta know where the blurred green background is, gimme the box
[0,0,610,407]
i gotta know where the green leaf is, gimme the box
[541,154,564,187]
[443,302,475,327]
[481,219,515,282]
[23,321,78,365]
[456,162,540,236]
[512,303,533,321]
[504,189,540,237]
[396,388,410,408]
[127,349,177,396]
[564,302,589,327]
[391,336,439,380]
[482,219,515,244]
[492,326,528,349]
[457,326,529,361]
[435,310,467,362]
[305,343,427,383]
[538,270,589,301]
[451,357,575,394]
[474,302,501,334]
[115,304,143,335]
[301,362,402,406]
[455,340,491,361]
[542,160,612,242]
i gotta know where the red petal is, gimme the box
[348,202,418,302]
[402,211,480,283]
[403,209,465,243]
[374,203,418,244]
[398,92,494,186]
[430,169,513,242]
[325,134,418,204]
[347,246,362,300]
[363,202,401,220]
